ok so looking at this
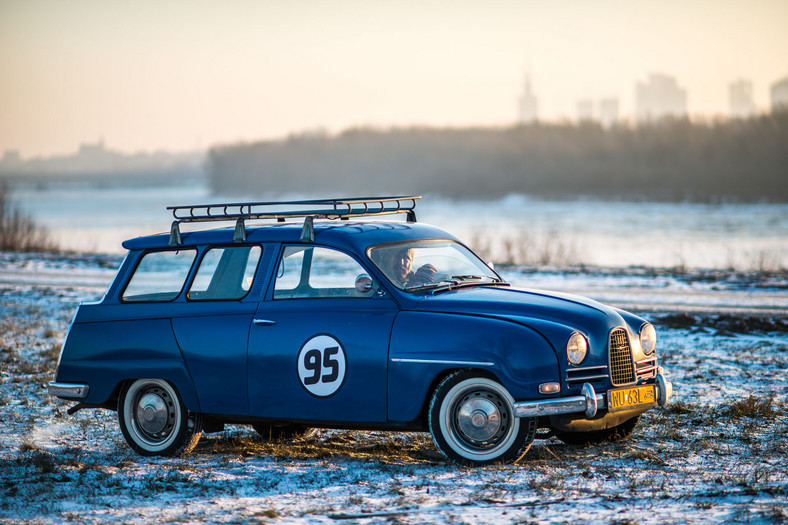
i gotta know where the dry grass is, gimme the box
[468,229,579,267]
[0,182,57,252]
[720,395,779,419]
[197,430,442,464]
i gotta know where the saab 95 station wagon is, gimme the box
[49,196,672,465]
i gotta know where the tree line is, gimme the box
[208,111,788,202]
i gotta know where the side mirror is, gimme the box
[355,274,374,294]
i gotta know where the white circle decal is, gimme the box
[297,334,347,398]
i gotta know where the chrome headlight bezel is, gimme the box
[566,332,588,365]
[639,323,657,355]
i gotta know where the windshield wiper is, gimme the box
[404,280,455,292]
[405,278,509,294]
[451,275,506,283]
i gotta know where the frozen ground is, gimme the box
[1,252,786,524]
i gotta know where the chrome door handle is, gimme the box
[253,319,276,326]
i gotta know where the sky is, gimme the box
[1,0,787,158]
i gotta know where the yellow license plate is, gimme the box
[608,384,657,412]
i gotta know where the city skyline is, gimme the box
[2,0,787,157]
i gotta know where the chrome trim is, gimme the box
[566,374,610,383]
[566,364,610,384]
[48,382,89,399]
[514,382,606,418]
[390,358,495,367]
[636,357,658,377]
[568,364,609,373]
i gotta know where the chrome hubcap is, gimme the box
[455,392,507,445]
[131,385,176,443]
[136,393,168,434]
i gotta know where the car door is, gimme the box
[247,245,398,423]
[170,244,267,416]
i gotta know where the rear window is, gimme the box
[122,249,196,302]
[188,245,262,301]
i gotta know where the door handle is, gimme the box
[253,319,276,326]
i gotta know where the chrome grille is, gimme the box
[609,328,635,385]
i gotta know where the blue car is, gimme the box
[49,196,672,466]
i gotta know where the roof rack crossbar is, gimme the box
[166,195,421,225]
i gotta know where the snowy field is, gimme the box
[1,252,787,524]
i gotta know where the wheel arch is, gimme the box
[108,365,201,414]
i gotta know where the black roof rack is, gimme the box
[166,195,421,246]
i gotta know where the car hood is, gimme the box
[410,285,630,334]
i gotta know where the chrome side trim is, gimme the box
[514,382,606,418]
[48,382,90,399]
[390,358,495,367]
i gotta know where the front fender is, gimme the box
[387,312,560,423]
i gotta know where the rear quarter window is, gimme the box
[188,245,262,301]
[122,249,196,302]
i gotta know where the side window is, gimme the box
[122,249,196,302]
[274,246,374,299]
[188,245,262,301]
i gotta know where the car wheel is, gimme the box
[118,378,202,456]
[252,423,312,441]
[556,415,641,446]
[428,370,537,466]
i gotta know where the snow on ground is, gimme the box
[1,252,786,524]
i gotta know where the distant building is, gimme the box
[518,74,538,124]
[1,149,22,166]
[78,139,108,159]
[635,73,687,121]
[577,99,594,122]
[729,79,755,118]
[598,98,619,127]
[771,77,788,112]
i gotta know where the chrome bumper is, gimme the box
[513,372,673,419]
[48,382,89,399]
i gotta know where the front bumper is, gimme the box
[513,372,672,419]
[48,382,90,399]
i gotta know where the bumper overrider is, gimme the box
[513,370,673,419]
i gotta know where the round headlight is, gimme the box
[640,323,657,354]
[566,332,588,365]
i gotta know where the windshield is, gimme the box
[368,240,503,292]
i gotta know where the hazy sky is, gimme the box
[2,0,787,157]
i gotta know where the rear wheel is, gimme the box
[428,370,537,466]
[118,379,202,456]
[556,415,640,446]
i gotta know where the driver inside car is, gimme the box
[391,247,437,287]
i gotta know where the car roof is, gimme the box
[121,220,461,254]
